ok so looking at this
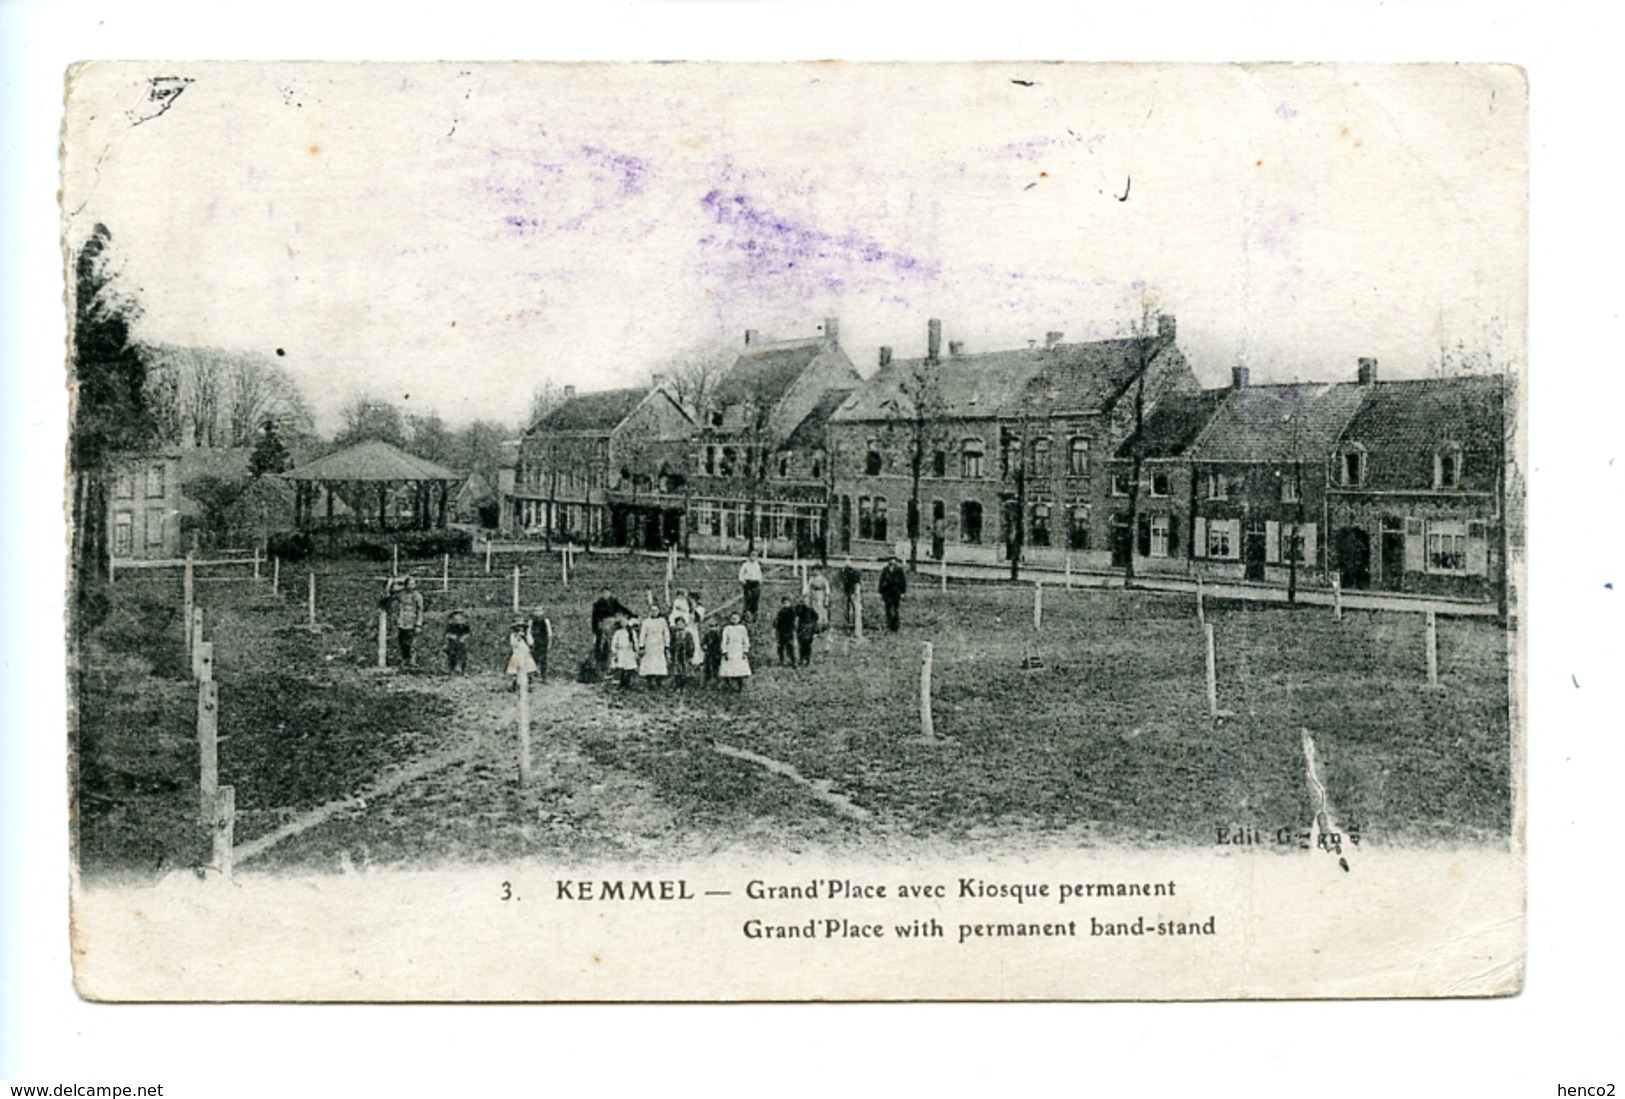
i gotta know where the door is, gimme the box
[1380,516,1405,590]
[1110,515,1132,567]
[1334,526,1372,589]
[931,500,946,559]
[1243,519,1267,580]
[839,495,852,553]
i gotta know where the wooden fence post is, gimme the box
[853,589,865,643]
[212,786,235,882]
[253,547,262,582]
[1065,552,1073,590]
[512,564,521,612]
[182,552,195,653]
[940,553,948,593]
[272,555,280,595]
[485,539,493,574]
[307,571,316,627]
[197,679,219,819]
[561,548,570,588]
[517,665,533,787]
[1205,622,1218,719]
[1033,580,1043,631]
[919,641,935,740]
[196,639,214,685]
[190,608,205,679]
[1426,609,1439,686]
[1332,573,1343,621]
[442,553,450,593]
[377,608,389,669]
[1196,576,1206,625]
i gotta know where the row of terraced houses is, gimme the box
[499,316,1510,600]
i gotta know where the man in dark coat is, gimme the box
[590,588,635,673]
[838,556,863,632]
[793,594,819,666]
[878,555,907,632]
[774,596,799,667]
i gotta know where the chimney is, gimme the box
[651,372,669,389]
[1158,314,1177,343]
[822,316,840,343]
[927,318,942,362]
[1231,366,1249,390]
[1045,331,1064,349]
[1357,357,1378,386]
[878,346,893,368]
[948,340,965,358]
[744,329,759,347]
[564,384,577,400]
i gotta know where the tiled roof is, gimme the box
[281,439,461,482]
[1188,382,1368,463]
[1336,375,1505,452]
[532,387,650,433]
[1114,389,1230,460]
[834,337,1165,423]
[711,340,827,409]
[782,388,854,452]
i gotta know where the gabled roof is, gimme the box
[834,337,1169,424]
[1336,375,1505,452]
[281,439,461,482]
[1188,382,1369,463]
[782,388,855,452]
[1114,389,1231,460]
[532,387,651,434]
[711,339,827,410]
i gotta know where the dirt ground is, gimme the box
[74,549,1513,878]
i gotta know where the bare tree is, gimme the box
[879,355,951,572]
[1121,297,1160,589]
[655,344,733,420]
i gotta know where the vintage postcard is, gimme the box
[62,61,1526,1001]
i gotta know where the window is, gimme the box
[1281,523,1306,564]
[906,499,921,540]
[1110,471,1130,497]
[1206,519,1238,559]
[1068,506,1091,550]
[1150,516,1171,558]
[1068,437,1090,476]
[1426,520,1467,572]
[145,464,166,498]
[1206,470,1229,500]
[961,439,985,479]
[1435,445,1463,489]
[1280,472,1300,503]
[144,508,165,547]
[720,447,737,476]
[704,446,717,475]
[865,441,883,476]
[960,501,984,543]
[810,456,823,480]
[999,433,1021,479]
[1339,448,1365,487]
[113,512,133,555]
[114,474,135,499]
[1031,503,1051,547]
[873,498,889,543]
[931,449,947,478]
[858,497,875,541]
[778,455,791,478]
[1032,437,1052,476]
[1150,472,1171,497]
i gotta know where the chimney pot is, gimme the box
[822,316,840,343]
[927,319,942,362]
[878,346,893,368]
[744,329,759,347]
[1158,314,1177,342]
[1045,331,1064,349]
[564,384,577,400]
[1357,357,1378,386]
[948,340,965,357]
[1231,366,1249,390]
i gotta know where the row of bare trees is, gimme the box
[146,345,314,448]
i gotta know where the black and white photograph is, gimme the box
[57,60,1526,1002]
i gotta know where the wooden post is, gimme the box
[512,564,521,612]
[1196,576,1206,624]
[517,663,533,787]
[253,547,262,582]
[1205,622,1218,719]
[307,571,316,627]
[190,608,205,679]
[561,548,570,588]
[940,552,948,593]
[1426,609,1438,686]
[272,556,280,595]
[392,543,399,577]
[197,679,219,818]
[1065,552,1073,589]
[1332,573,1343,621]
[377,608,389,668]
[196,640,214,684]
[485,539,493,574]
[1033,580,1043,631]
[182,552,195,653]
[442,553,450,593]
[211,785,235,881]
[853,590,865,642]
[919,641,935,740]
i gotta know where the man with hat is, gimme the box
[528,604,553,682]
[878,554,908,633]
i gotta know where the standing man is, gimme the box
[738,551,764,622]
[394,575,426,667]
[528,605,553,682]
[839,556,863,632]
[878,555,907,633]
[793,592,819,666]
[774,596,799,667]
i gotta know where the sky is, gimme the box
[61,62,1526,434]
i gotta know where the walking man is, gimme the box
[878,555,907,632]
[738,551,764,622]
[839,556,862,632]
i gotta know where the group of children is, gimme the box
[595,589,753,692]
